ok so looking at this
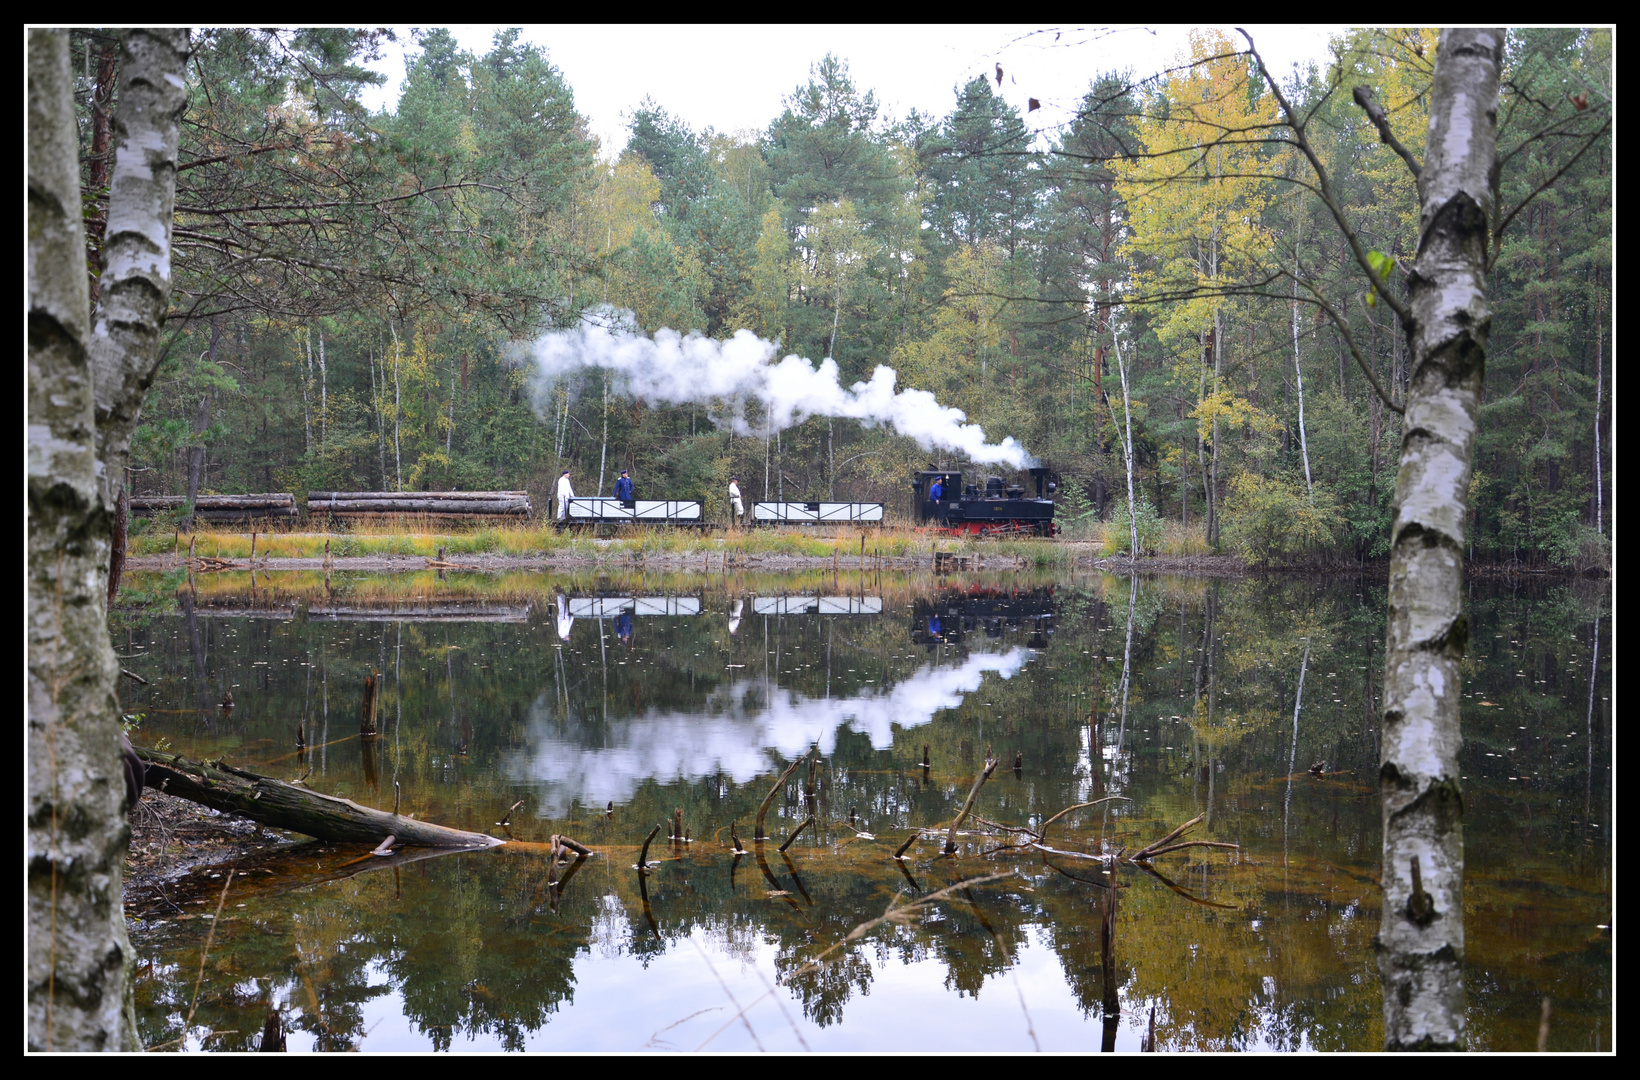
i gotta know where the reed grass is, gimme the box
[127,517,1068,563]
[1090,520,1213,558]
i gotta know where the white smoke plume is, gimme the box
[516,321,1037,469]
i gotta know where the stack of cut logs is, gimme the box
[307,490,531,521]
[130,493,299,524]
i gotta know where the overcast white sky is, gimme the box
[360,25,1345,157]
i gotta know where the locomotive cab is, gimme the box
[912,470,963,525]
[913,466,1060,536]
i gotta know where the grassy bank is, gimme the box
[127,515,1226,571]
[127,519,943,561]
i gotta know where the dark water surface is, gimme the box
[114,569,1611,1052]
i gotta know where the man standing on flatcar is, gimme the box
[614,469,634,504]
[556,469,575,522]
[729,475,744,525]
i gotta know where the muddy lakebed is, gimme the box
[114,567,1611,1052]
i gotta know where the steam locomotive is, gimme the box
[912,467,1059,538]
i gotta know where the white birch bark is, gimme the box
[1592,320,1602,535]
[1292,218,1313,501]
[1377,27,1503,1053]
[29,27,188,1052]
[389,321,402,491]
[319,327,327,447]
[598,378,609,495]
[302,326,312,453]
[1104,327,1139,557]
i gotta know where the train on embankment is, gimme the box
[130,465,1061,537]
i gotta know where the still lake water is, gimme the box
[114,569,1611,1052]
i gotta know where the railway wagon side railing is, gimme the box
[560,498,704,528]
[750,501,884,526]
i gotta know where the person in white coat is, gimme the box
[728,475,744,525]
[556,469,575,521]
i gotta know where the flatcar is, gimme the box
[751,501,884,526]
[562,497,703,528]
[751,595,883,615]
[911,467,1058,538]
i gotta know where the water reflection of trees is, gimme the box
[125,573,1609,1051]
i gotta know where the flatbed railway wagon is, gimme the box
[912,468,1059,537]
[561,497,704,529]
[750,501,884,527]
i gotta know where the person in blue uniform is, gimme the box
[929,476,945,503]
[613,469,634,503]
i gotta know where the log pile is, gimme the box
[307,490,531,520]
[130,493,299,524]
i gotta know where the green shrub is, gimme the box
[1102,494,1164,555]
[1221,473,1344,564]
[1541,512,1608,572]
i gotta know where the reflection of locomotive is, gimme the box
[912,584,1056,649]
[912,468,1058,537]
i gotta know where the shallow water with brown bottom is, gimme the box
[114,569,1610,1052]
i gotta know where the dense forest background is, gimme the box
[76,27,1610,566]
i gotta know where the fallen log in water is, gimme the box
[133,745,501,850]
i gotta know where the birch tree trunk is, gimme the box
[1105,328,1139,557]
[389,321,402,491]
[302,325,312,454]
[318,326,327,447]
[1292,219,1313,502]
[29,27,189,1052]
[1377,27,1502,1053]
[1592,317,1603,535]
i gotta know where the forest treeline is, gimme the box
[78,27,1610,566]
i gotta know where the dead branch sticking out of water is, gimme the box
[359,672,380,738]
[1036,798,1130,843]
[779,815,814,853]
[894,831,919,860]
[944,752,998,854]
[497,800,524,828]
[1128,813,1203,860]
[636,824,662,870]
[1129,814,1240,862]
[755,749,813,840]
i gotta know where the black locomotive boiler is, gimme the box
[912,467,1058,538]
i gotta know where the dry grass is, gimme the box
[1090,519,1213,558]
[127,519,937,560]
